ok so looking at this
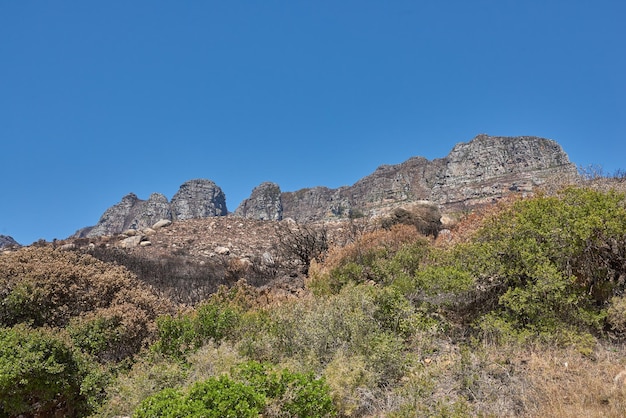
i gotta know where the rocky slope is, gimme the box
[77,134,578,237]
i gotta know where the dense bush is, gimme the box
[238,284,416,390]
[308,224,429,293]
[153,299,241,359]
[471,187,626,344]
[0,325,97,417]
[232,361,336,417]
[134,376,265,418]
[134,361,335,418]
[0,247,170,330]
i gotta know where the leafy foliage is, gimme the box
[232,361,336,417]
[471,187,626,344]
[0,247,170,338]
[134,376,265,418]
[0,325,92,417]
[153,299,241,359]
[134,361,335,418]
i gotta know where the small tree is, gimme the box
[278,223,329,274]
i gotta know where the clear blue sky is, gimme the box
[1,1,624,244]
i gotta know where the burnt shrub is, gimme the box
[381,205,442,238]
[277,223,329,275]
[89,246,231,304]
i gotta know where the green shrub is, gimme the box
[133,364,336,418]
[134,376,264,418]
[93,353,187,417]
[153,300,240,359]
[232,361,336,417]
[323,352,376,416]
[257,285,411,387]
[471,187,626,343]
[0,325,92,417]
[133,381,257,418]
[69,303,155,363]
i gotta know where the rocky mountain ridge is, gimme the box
[0,235,19,249]
[76,179,226,238]
[76,134,578,237]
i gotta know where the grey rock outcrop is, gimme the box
[0,235,20,249]
[429,135,577,207]
[273,135,578,221]
[234,182,283,220]
[281,186,351,222]
[135,193,172,228]
[76,180,227,237]
[80,192,172,237]
[81,193,141,237]
[171,179,227,220]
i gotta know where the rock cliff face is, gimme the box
[429,135,577,207]
[76,134,578,237]
[268,135,578,221]
[76,180,226,237]
[234,182,283,220]
[171,179,227,220]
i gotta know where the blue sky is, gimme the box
[1,1,624,244]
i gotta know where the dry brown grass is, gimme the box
[521,344,626,418]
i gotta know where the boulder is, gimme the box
[215,246,230,255]
[152,219,172,229]
[119,235,144,248]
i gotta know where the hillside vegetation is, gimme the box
[2,185,626,417]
